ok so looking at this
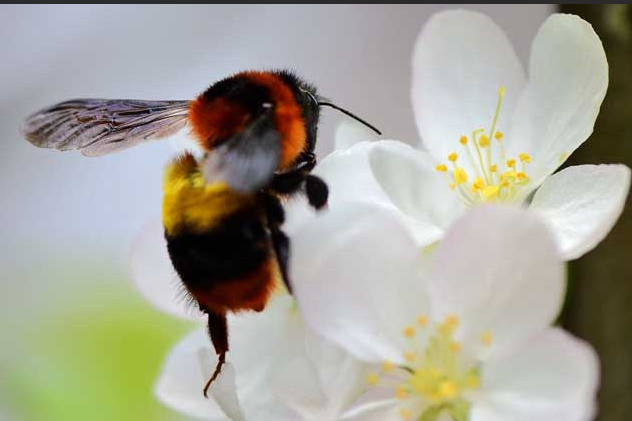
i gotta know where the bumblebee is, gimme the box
[22,69,381,395]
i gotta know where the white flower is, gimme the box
[130,221,371,421]
[290,204,599,421]
[287,11,630,260]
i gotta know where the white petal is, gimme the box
[155,328,228,420]
[156,296,304,421]
[412,10,526,168]
[304,329,374,416]
[340,400,401,421]
[508,14,608,182]
[208,363,245,421]
[530,164,631,260]
[291,203,431,364]
[428,206,565,360]
[288,140,461,245]
[334,120,379,150]
[474,327,599,421]
[271,356,328,419]
[130,219,203,321]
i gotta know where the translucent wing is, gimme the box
[22,99,191,156]
[203,107,281,193]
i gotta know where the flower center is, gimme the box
[435,87,531,206]
[366,316,492,421]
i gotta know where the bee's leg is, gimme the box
[269,152,317,195]
[271,228,291,293]
[203,312,228,398]
[305,174,329,210]
[262,194,292,293]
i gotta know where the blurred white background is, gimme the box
[0,2,552,356]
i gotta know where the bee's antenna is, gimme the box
[317,101,382,135]
[300,88,382,135]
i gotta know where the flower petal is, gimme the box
[156,296,304,421]
[155,328,228,420]
[473,327,599,421]
[285,140,461,245]
[340,400,402,421]
[428,206,565,360]
[271,355,329,419]
[207,363,245,421]
[130,219,203,321]
[304,329,374,416]
[530,164,631,260]
[291,203,431,364]
[507,14,608,183]
[412,10,526,168]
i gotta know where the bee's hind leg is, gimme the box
[203,312,228,398]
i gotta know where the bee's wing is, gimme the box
[203,107,281,194]
[22,99,191,156]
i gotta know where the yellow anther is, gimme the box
[482,185,499,199]
[438,381,458,399]
[450,341,462,353]
[404,351,416,363]
[445,315,459,327]
[440,315,459,333]
[501,180,510,188]
[399,409,413,421]
[494,131,504,141]
[517,172,528,181]
[506,159,516,168]
[464,373,481,389]
[481,331,493,346]
[478,135,490,147]
[367,372,379,386]
[448,152,458,162]
[395,386,408,399]
[471,177,485,192]
[383,361,395,373]
[449,182,456,190]
[499,86,506,97]
[502,171,517,180]
[403,326,416,338]
[453,168,468,184]
[489,164,497,173]
[459,135,468,145]
[435,164,447,172]
[417,315,428,327]
[519,153,531,163]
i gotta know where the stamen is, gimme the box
[478,135,490,148]
[417,315,428,327]
[438,381,458,399]
[494,131,504,141]
[482,185,499,200]
[403,326,416,338]
[506,159,516,169]
[459,135,468,145]
[453,168,468,185]
[367,372,379,386]
[435,164,448,172]
[395,386,408,399]
[383,361,395,373]
[399,409,413,421]
[448,152,458,162]
[404,351,416,363]
[471,129,490,184]
[481,331,493,346]
[519,153,531,163]
[450,341,462,353]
